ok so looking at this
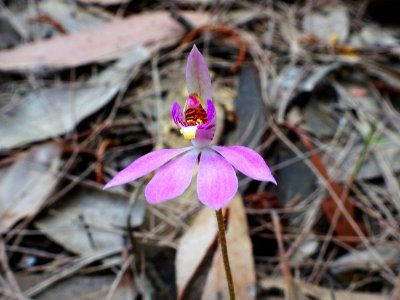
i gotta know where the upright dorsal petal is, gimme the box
[186,45,212,101]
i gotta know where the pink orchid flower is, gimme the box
[104,45,276,210]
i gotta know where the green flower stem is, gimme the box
[215,209,235,300]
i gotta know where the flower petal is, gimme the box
[202,99,216,126]
[194,99,216,146]
[212,146,277,184]
[104,147,192,189]
[171,101,186,127]
[186,45,212,101]
[145,148,199,204]
[197,149,238,210]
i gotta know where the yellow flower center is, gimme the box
[180,126,198,140]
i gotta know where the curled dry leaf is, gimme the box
[0,143,61,233]
[0,11,210,72]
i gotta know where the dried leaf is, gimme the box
[330,244,400,273]
[229,66,265,147]
[0,143,61,233]
[25,0,109,33]
[35,186,145,255]
[303,5,350,44]
[275,141,315,205]
[0,11,210,72]
[391,276,400,300]
[175,202,218,299]
[352,24,398,47]
[302,98,338,138]
[0,15,22,49]
[18,274,134,300]
[276,63,342,122]
[0,46,149,151]
[201,195,256,300]
[78,0,130,5]
[290,235,319,264]
[176,196,255,300]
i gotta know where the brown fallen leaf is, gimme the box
[0,143,61,233]
[0,11,210,72]
[201,195,256,300]
[175,201,219,299]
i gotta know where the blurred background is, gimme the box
[0,0,399,299]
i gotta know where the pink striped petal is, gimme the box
[145,148,199,204]
[197,149,238,210]
[104,147,192,189]
[171,101,186,127]
[186,45,212,101]
[212,146,277,184]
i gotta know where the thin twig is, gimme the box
[105,254,133,300]
[0,240,26,300]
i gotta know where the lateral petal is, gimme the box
[197,149,238,210]
[194,99,217,145]
[171,101,186,127]
[104,147,192,189]
[145,149,199,204]
[212,146,277,184]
